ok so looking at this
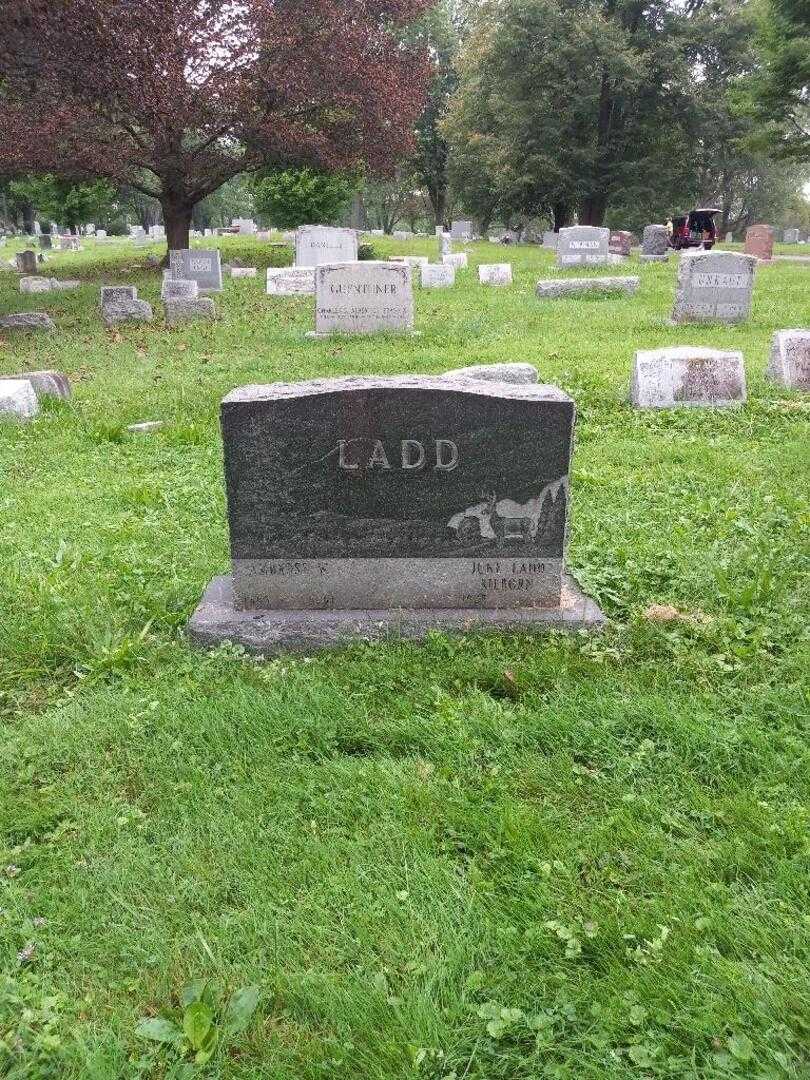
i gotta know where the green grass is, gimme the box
[0,234,808,1079]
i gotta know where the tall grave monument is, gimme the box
[295,225,358,268]
[188,375,604,653]
[556,226,610,268]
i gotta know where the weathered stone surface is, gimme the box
[766,330,810,390]
[231,267,258,278]
[164,297,216,326]
[609,230,633,256]
[783,228,800,244]
[295,225,357,268]
[0,370,70,399]
[16,250,38,274]
[641,224,669,260]
[188,573,605,655]
[556,226,610,268]
[20,276,51,294]
[39,234,53,250]
[0,312,55,333]
[630,347,746,408]
[420,263,455,288]
[725,232,734,243]
[161,277,199,301]
[671,250,756,323]
[49,279,81,291]
[536,276,639,299]
[215,375,577,615]
[266,267,316,296]
[168,248,223,293]
[103,299,153,326]
[127,420,165,434]
[100,285,138,310]
[478,263,513,285]
[450,219,473,240]
[439,233,453,257]
[744,224,774,261]
[442,253,468,270]
[390,255,429,268]
[0,379,39,421]
[542,231,558,249]
[444,363,539,384]
[311,262,414,336]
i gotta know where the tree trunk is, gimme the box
[553,203,572,230]
[161,198,193,254]
[22,201,34,235]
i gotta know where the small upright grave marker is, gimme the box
[767,330,810,390]
[479,264,513,286]
[451,220,473,240]
[16,250,37,274]
[641,225,669,262]
[168,249,223,294]
[266,267,315,296]
[631,347,746,408]
[609,231,633,256]
[0,380,39,422]
[421,264,455,288]
[744,224,774,261]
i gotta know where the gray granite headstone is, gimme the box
[0,312,55,333]
[295,226,357,268]
[103,299,153,326]
[451,220,473,240]
[641,224,669,261]
[16,250,37,274]
[421,263,455,288]
[0,369,70,399]
[311,262,414,336]
[0,379,39,421]
[39,234,53,251]
[187,375,605,654]
[766,330,810,390]
[161,277,199,301]
[100,285,137,310]
[542,231,558,249]
[168,249,223,293]
[164,297,216,326]
[671,250,756,323]
[630,347,746,408]
[783,228,800,245]
[556,226,610,268]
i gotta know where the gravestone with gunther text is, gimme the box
[310,262,414,337]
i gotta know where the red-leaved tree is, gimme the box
[0,0,431,250]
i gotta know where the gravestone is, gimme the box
[542,231,558,249]
[783,228,800,244]
[744,224,774,261]
[0,370,70,399]
[0,380,39,422]
[609,231,633,256]
[766,330,810,390]
[442,253,468,270]
[49,279,81,291]
[310,262,414,337]
[640,224,669,262]
[671,250,756,323]
[20,276,52,294]
[478,263,513,286]
[725,231,734,243]
[451,220,473,240]
[102,294,153,326]
[231,267,258,278]
[161,277,199,300]
[536,276,639,299]
[16,250,37,274]
[445,363,538,384]
[100,285,137,310]
[266,267,316,296]
[164,298,216,326]
[440,233,453,257]
[556,226,610,268]
[168,248,223,293]
[295,225,358,268]
[390,255,429,269]
[630,347,746,408]
[420,264,455,288]
[0,313,55,333]
[149,225,165,239]
[39,234,52,251]
[187,375,604,653]
[392,230,414,241]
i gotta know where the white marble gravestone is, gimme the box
[421,264,456,288]
[767,330,810,390]
[266,267,316,296]
[479,264,513,286]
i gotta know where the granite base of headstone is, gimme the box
[0,313,56,333]
[420,264,455,288]
[0,379,39,421]
[187,374,605,655]
[20,276,51,294]
[444,363,538,384]
[164,298,216,326]
[478,263,513,285]
[0,370,70,400]
[671,250,756,323]
[766,330,810,390]
[308,262,415,337]
[630,347,746,408]
[536,276,639,299]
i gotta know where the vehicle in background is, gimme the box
[670,208,719,250]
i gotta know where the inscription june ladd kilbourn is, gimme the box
[221,376,576,610]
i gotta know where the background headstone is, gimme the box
[295,225,358,268]
[0,379,39,421]
[421,264,455,288]
[168,248,223,293]
[444,363,539,384]
[536,276,639,298]
[542,231,558,249]
[0,312,56,333]
[20,276,52,294]
[39,234,53,251]
[556,226,610,268]
[783,228,800,244]
[266,267,316,296]
[161,278,199,300]
[312,262,414,336]
[16,250,37,274]
[744,224,774,261]
[766,330,810,390]
[450,220,473,240]
[725,231,734,243]
[609,231,633,256]
[631,347,746,407]
[671,250,756,323]
[478,263,513,285]
[100,285,137,311]
[164,298,216,326]
[641,224,669,261]
[442,253,468,270]
[103,298,153,326]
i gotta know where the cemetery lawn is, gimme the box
[1,235,808,1080]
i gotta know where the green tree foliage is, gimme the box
[6,174,115,232]
[253,168,356,228]
[754,0,810,160]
